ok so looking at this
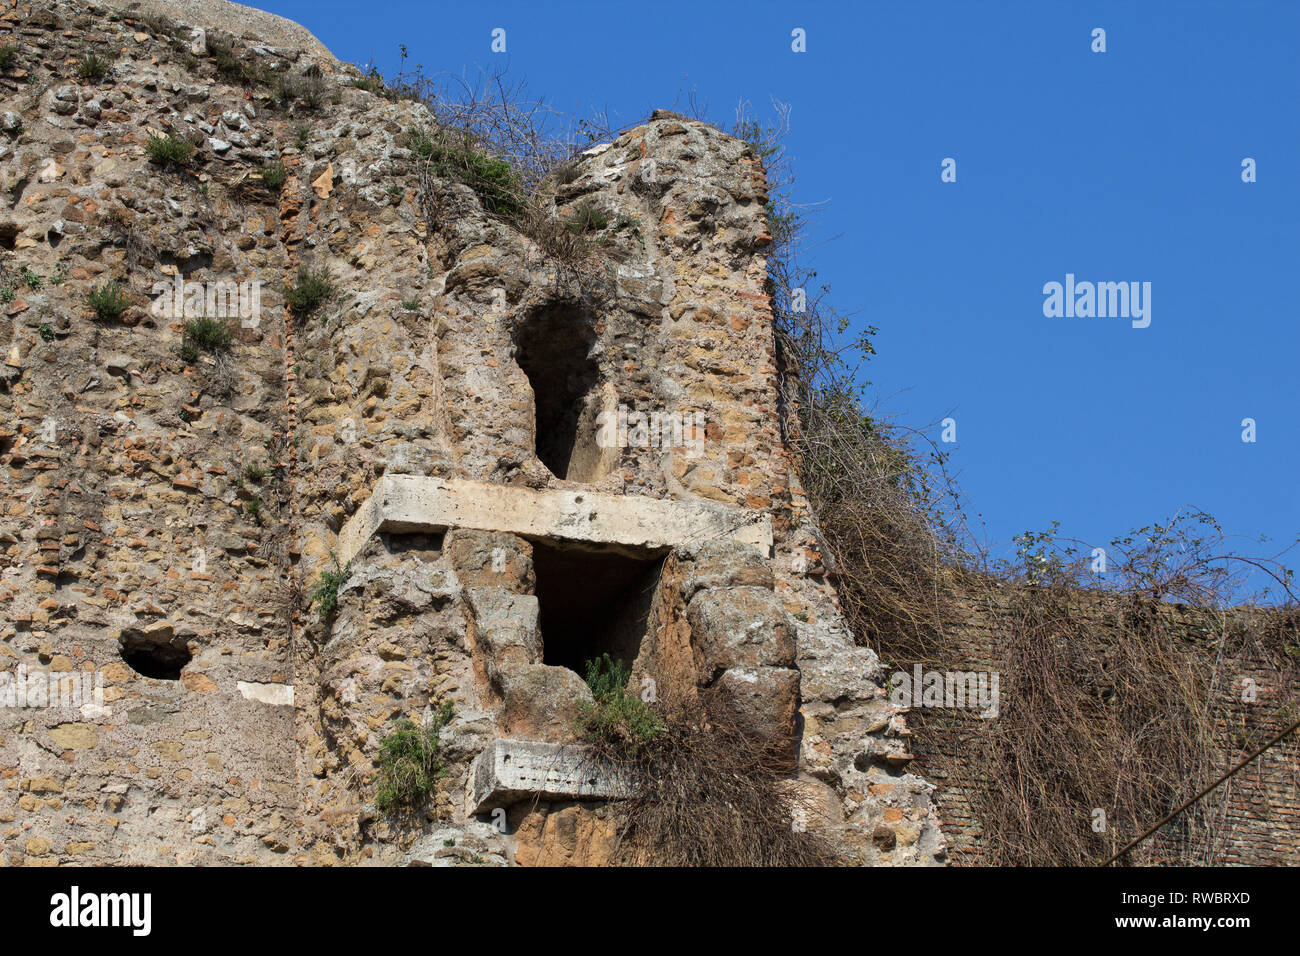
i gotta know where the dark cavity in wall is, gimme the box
[514,301,605,482]
[531,539,664,678]
[119,629,193,680]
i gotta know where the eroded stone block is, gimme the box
[467,739,638,814]
[339,475,773,566]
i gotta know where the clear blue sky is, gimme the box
[254,0,1299,594]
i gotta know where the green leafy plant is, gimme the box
[576,654,663,755]
[564,201,609,234]
[144,133,195,168]
[87,281,131,320]
[350,66,385,94]
[243,464,268,482]
[180,316,233,360]
[285,266,335,317]
[375,701,454,814]
[293,124,310,150]
[261,160,287,192]
[311,551,351,619]
[37,321,54,342]
[74,52,112,82]
[0,285,15,304]
[0,46,17,71]
[399,298,420,310]
[206,33,270,87]
[19,266,41,290]
[1013,521,1072,587]
[406,127,522,218]
[245,495,262,521]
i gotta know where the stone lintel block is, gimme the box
[340,475,773,566]
[467,739,638,815]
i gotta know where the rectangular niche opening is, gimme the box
[380,531,445,558]
[530,538,666,680]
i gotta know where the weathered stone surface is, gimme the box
[467,739,637,814]
[795,620,883,702]
[236,681,294,706]
[338,475,773,566]
[513,802,620,867]
[494,663,592,742]
[707,666,800,766]
[465,588,540,668]
[687,587,796,680]
[681,539,775,596]
[0,0,948,869]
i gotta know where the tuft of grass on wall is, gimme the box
[311,551,351,619]
[375,701,455,814]
[86,281,131,321]
[74,52,113,82]
[285,266,335,317]
[144,133,195,168]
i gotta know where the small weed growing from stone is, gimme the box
[74,52,112,82]
[312,551,351,619]
[181,316,232,361]
[375,701,454,814]
[207,33,269,87]
[285,266,335,317]
[565,201,610,234]
[274,71,326,111]
[19,266,41,290]
[145,133,195,168]
[399,298,420,310]
[576,654,663,755]
[350,66,385,94]
[87,281,131,320]
[261,160,287,192]
[37,321,54,342]
[405,126,522,218]
[0,46,17,71]
[140,12,180,38]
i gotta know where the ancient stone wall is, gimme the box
[4,0,1288,871]
[0,0,946,866]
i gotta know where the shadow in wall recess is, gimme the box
[532,538,666,679]
[119,630,192,680]
[515,300,609,483]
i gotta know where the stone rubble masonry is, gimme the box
[0,0,945,866]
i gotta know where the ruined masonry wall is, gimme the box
[0,0,944,865]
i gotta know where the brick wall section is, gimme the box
[905,591,1300,865]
